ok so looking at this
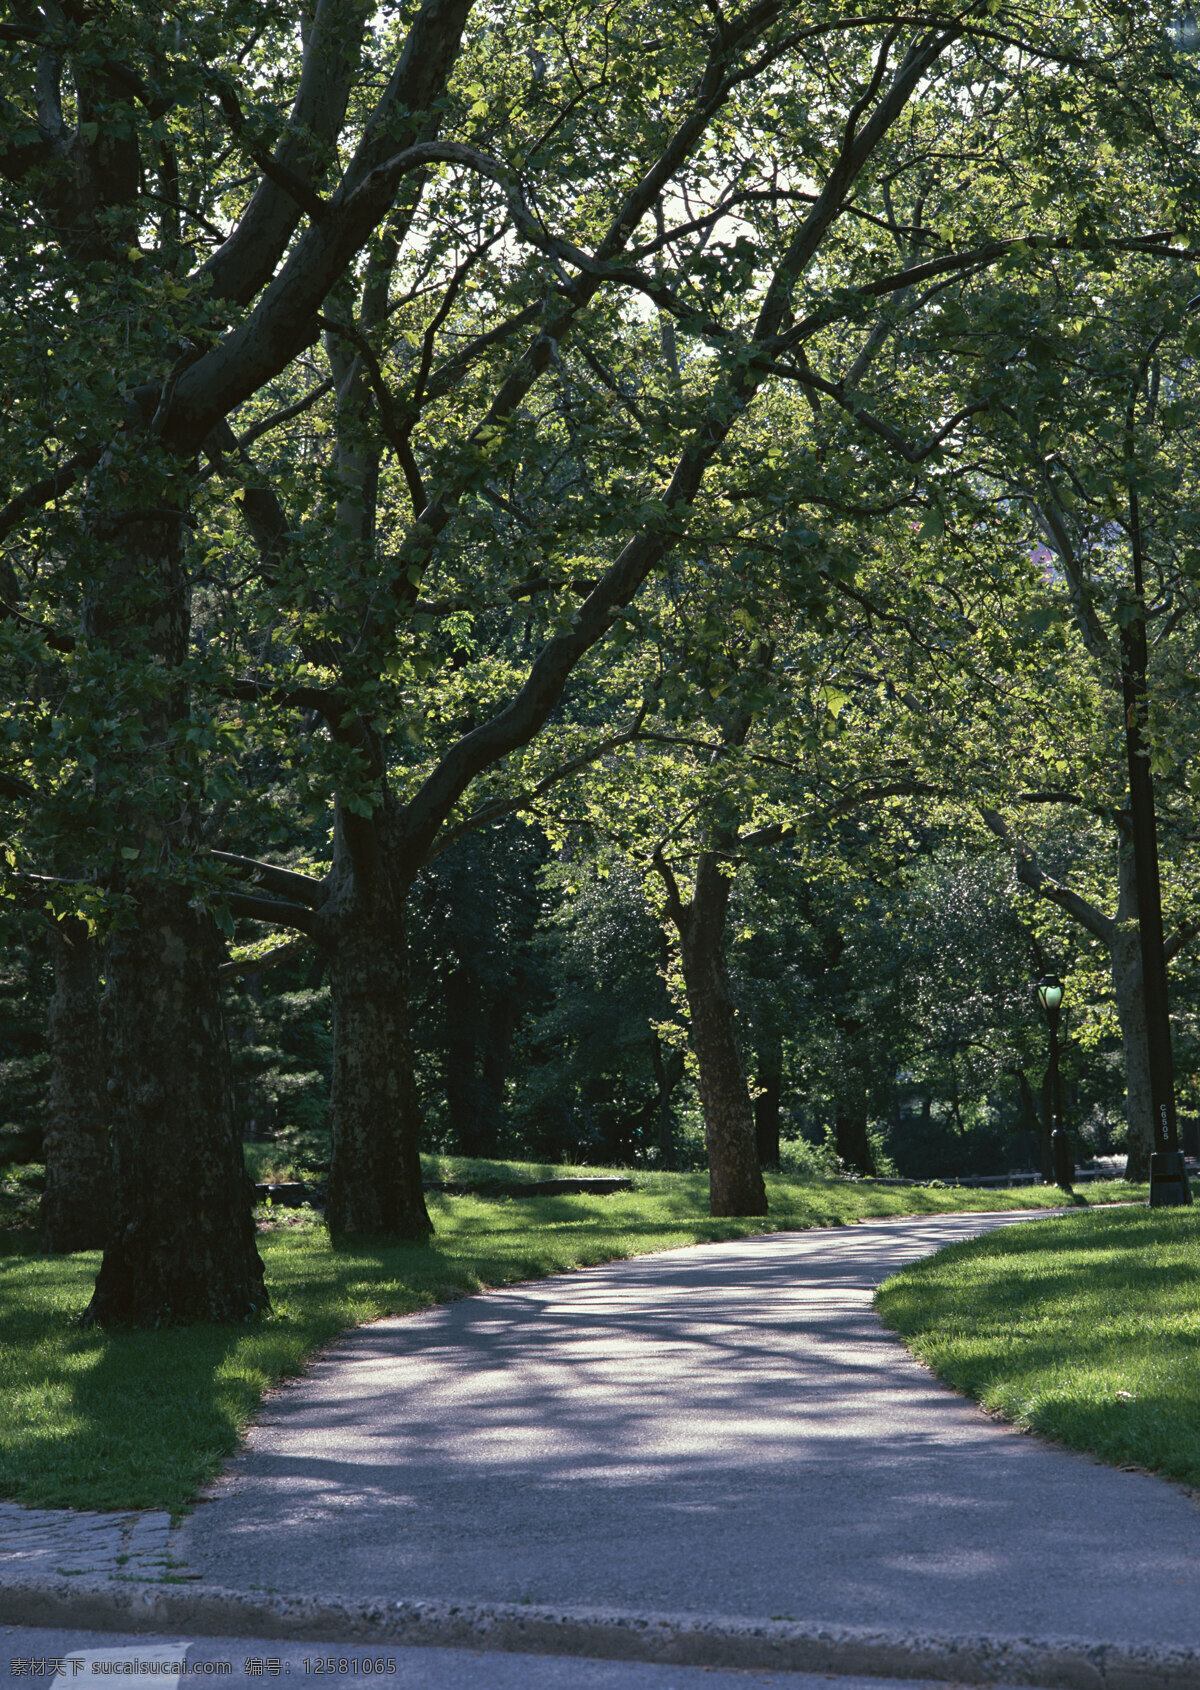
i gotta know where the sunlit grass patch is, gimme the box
[0,1171,1144,1514]
[876,1205,1200,1486]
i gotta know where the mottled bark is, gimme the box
[1112,931,1153,1183]
[659,851,766,1217]
[41,917,111,1253]
[319,802,431,1239]
[80,500,266,1325]
[1107,841,1152,1182]
[84,889,265,1324]
[326,914,430,1237]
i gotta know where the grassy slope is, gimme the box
[0,1162,1143,1514]
[876,1205,1200,1487]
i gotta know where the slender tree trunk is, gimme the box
[444,957,485,1155]
[832,1013,876,1176]
[650,1035,683,1170]
[947,1050,967,1138]
[753,1029,782,1170]
[1112,924,1153,1182]
[84,888,266,1323]
[666,853,766,1217]
[326,913,430,1237]
[41,917,111,1253]
[834,1108,877,1176]
[1111,840,1153,1182]
[479,986,518,1146]
[319,803,431,1239]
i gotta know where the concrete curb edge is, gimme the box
[1,1577,1198,1689]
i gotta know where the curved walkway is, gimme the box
[171,1210,1200,1650]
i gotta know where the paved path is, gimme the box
[169,1211,1200,1652]
[0,1505,174,1585]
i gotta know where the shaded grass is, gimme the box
[0,1162,43,1243]
[876,1205,1200,1487]
[0,1169,1144,1515]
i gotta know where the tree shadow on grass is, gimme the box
[876,1206,1200,1486]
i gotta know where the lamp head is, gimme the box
[1037,975,1065,1015]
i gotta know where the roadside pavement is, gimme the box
[4,1210,1200,1688]
[0,1624,1051,1690]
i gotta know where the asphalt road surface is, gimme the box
[175,1211,1200,1652]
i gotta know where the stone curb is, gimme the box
[2,1577,1200,1688]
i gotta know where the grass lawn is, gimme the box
[0,1158,1145,1515]
[876,1204,1200,1487]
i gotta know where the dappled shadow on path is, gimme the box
[183,1215,1200,1650]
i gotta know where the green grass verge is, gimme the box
[0,1165,1144,1515]
[876,1204,1200,1487]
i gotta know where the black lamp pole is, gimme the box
[1037,977,1073,1192]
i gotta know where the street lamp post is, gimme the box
[1037,976,1074,1192]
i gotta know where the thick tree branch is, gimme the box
[234,379,334,453]
[0,768,37,801]
[980,807,1114,945]
[211,850,327,909]
[423,713,647,862]
[220,677,348,719]
[224,890,319,934]
[1164,923,1198,966]
[199,0,378,309]
[210,81,331,221]
[650,844,686,927]
[0,447,101,545]
[385,24,960,871]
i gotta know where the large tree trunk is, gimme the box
[669,854,766,1217]
[41,917,111,1253]
[82,499,266,1324]
[84,888,266,1323]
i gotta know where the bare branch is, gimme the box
[224,889,319,934]
[212,850,327,909]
